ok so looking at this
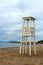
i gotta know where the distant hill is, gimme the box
[0,41,20,43]
[37,40,43,44]
[0,40,43,44]
[9,41,20,43]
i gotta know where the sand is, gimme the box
[0,44,43,65]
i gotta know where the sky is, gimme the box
[0,0,43,41]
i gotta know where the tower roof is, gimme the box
[23,17,36,21]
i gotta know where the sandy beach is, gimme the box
[0,44,43,65]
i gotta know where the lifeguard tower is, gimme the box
[19,17,36,56]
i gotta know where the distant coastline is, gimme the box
[0,41,20,43]
[0,40,43,44]
[9,41,20,43]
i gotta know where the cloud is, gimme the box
[0,0,43,41]
[0,0,43,27]
[1,23,22,31]
[6,31,14,34]
[36,31,43,36]
[16,0,43,10]
[0,0,19,8]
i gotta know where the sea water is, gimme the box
[0,42,43,48]
[0,42,20,48]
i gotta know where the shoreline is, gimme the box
[0,44,43,49]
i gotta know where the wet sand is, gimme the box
[0,44,43,65]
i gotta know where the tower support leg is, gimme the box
[29,42,31,56]
[22,43,24,54]
[22,36,25,54]
[25,37,27,54]
[34,37,36,55]
[34,42,36,55]
[19,42,22,54]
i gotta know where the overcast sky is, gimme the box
[0,0,43,41]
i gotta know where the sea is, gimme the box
[0,42,20,48]
[0,42,43,48]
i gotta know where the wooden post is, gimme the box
[22,43,24,54]
[25,37,27,54]
[22,20,25,54]
[33,20,36,55]
[19,36,22,54]
[25,21,28,54]
[29,20,31,56]
[22,36,25,54]
[19,43,22,54]
[34,37,36,55]
[29,41,31,55]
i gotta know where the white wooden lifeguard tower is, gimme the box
[19,17,36,56]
